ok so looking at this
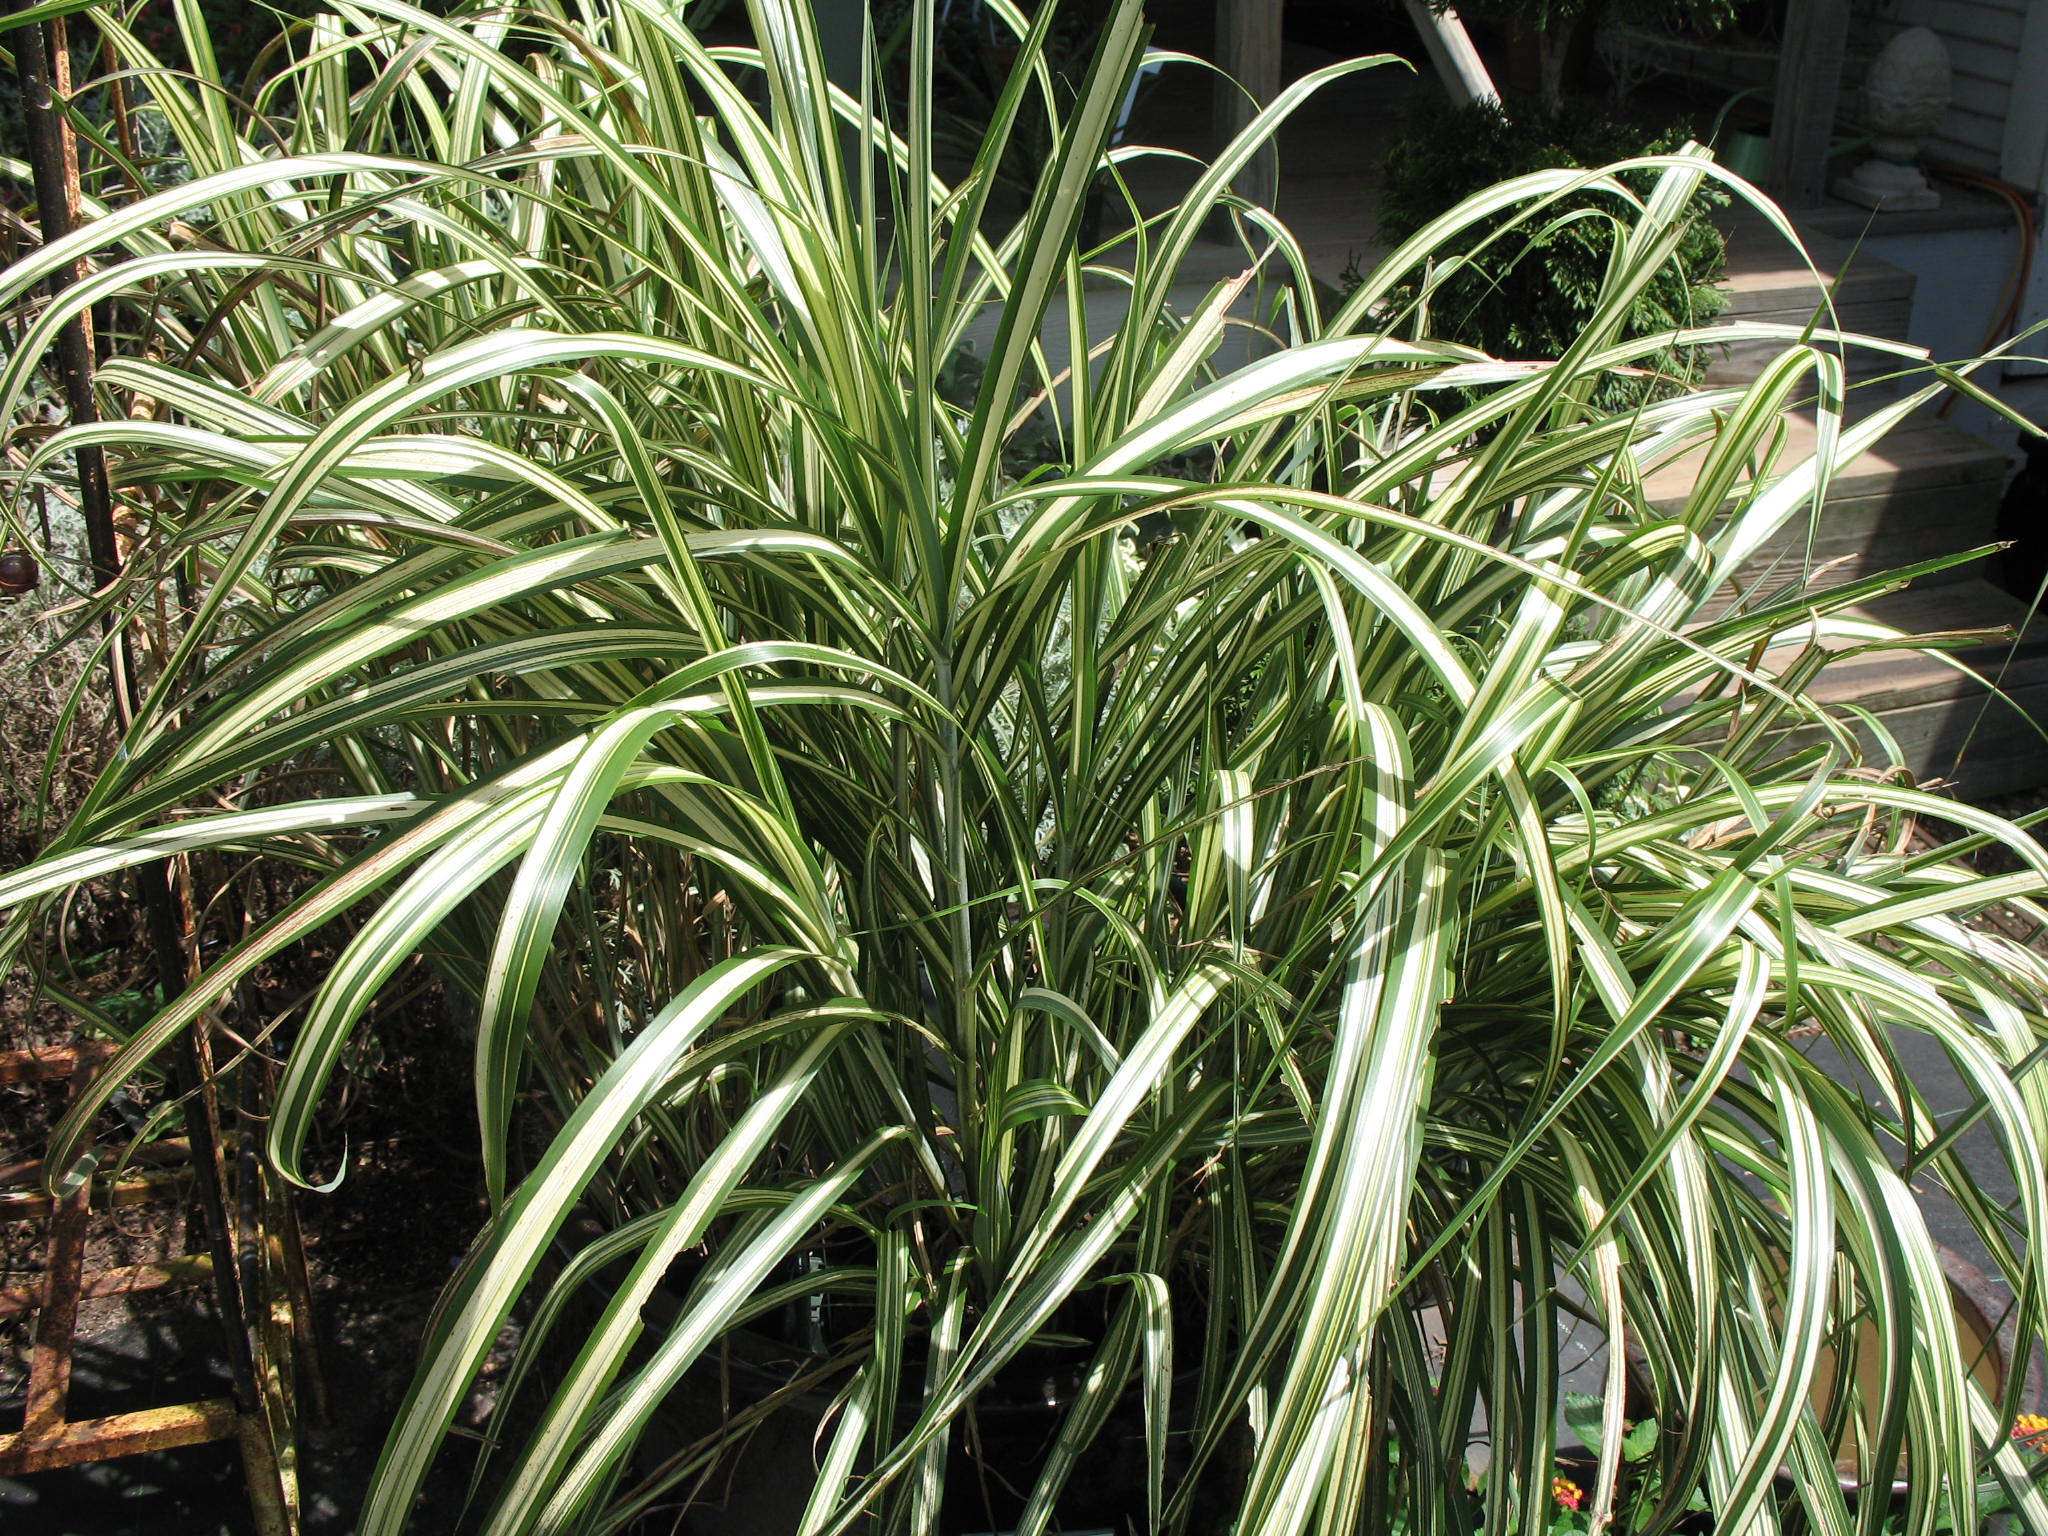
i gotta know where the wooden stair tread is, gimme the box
[1644,411,2006,511]
[1708,215,1917,391]
[1848,581,2042,637]
[1769,581,2048,710]
[1716,227,1916,315]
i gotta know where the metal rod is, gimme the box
[0,1401,241,1474]
[11,0,262,1421]
[13,11,118,592]
[20,1056,100,1439]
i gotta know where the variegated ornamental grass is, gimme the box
[3,0,2047,1531]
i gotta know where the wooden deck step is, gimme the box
[1796,583,2048,704]
[1768,580,2048,798]
[1646,411,2008,591]
[1707,217,1918,390]
[1716,218,1917,318]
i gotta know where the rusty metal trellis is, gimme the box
[0,1045,311,1534]
[3,0,319,1529]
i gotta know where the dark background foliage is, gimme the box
[1374,94,1729,408]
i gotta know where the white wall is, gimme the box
[1988,223,2048,435]
[1862,221,2047,450]
[1998,0,2048,188]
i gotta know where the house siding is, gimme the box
[1602,0,2048,189]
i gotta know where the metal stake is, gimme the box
[10,0,267,1466]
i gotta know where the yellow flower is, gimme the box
[2014,1414,2048,1451]
[1553,1475,1585,1511]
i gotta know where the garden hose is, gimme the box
[1927,163,2038,420]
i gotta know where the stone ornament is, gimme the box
[1834,26,1953,211]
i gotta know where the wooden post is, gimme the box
[1768,0,1851,207]
[1213,0,1283,209]
[1400,0,1503,111]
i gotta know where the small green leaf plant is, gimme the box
[1426,0,1740,115]
[1539,1394,1706,1533]
[1370,94,1728,417]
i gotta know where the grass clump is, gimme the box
[2,3,2045,1534]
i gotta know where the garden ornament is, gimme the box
[1834,26,1952,211]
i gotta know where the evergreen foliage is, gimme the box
[1376,96,1729,410]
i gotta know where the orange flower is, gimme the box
[1553,1475,1584,1511]
[2014,1414,2048,1452]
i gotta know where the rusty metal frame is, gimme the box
[4,4,314,1529]
[0,1046,304,1531]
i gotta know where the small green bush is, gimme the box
[1374,96,1728,409]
